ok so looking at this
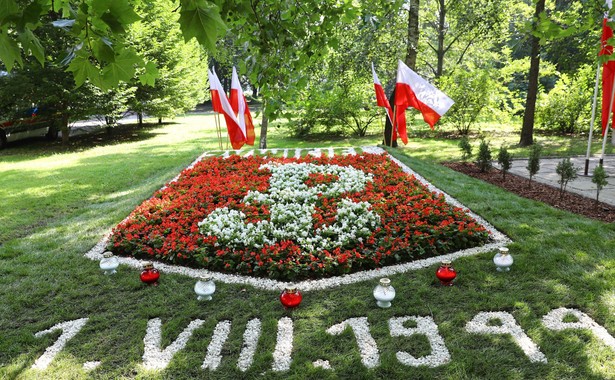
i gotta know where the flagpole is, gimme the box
[585,62,602,175]
[390,106,396,147]
[600,72,615,165]
[214,113,223,149]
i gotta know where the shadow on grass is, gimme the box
[0,122,173,159]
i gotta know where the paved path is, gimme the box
[494,155,615,207]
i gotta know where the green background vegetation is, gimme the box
[1,117,614,379]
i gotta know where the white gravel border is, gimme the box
[84,146,511,292]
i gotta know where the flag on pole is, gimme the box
[230,67,256,146]
[601,17,615,136]
[371,63,394,123]
[209,68,247,149]
[394,60,454,144]
[207,69,223,114]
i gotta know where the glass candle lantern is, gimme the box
[436,260,456,286]
[493,247,513,272]
[194,277,216,301]
[373,278,396,308]
[280,288,303,308]
[140,262,160,285]
[99,251,119,275]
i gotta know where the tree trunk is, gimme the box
[61,113,70,145]
[158,117,162,124]
[138,112,143,126]
[519,0,545,147]
[436,0,446,78]
[406,0,420,70]
[259,99,268,149]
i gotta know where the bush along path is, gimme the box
[443,161,615,222]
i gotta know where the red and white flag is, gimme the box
[207,69,223,114]
[601,17,615,136]
[230,67,255,146]
[394,60,454,144]
[371,63,394,124]
[209,68,247,149]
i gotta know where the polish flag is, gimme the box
[209,68,247,149]
[207,69,223,114]
[395,60,454,143]
[600,17,615,136]
[230,67,255,146]
[371,63,394,124]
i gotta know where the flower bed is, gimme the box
[108,153,490,281]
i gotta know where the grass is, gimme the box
[1,115,614,379]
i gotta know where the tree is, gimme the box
[217,1,364,148]
[526,143,542,187]
[127,1,207,124]
[406,0,420,69]
[476,139,492,172]
[592,164,609,202]
[458,136,472,161]
[0,0,224,90]
[421,0,506,78]
[555,157,578,196]
[497,146,512,179]
[0,18,100,144]
[519,0,545,147]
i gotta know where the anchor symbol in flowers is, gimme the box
[198,163,381,252]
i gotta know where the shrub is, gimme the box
[536,65,593,134]
[476,139,492,173]
[526,144,542,187]
[497,146,513,179]
[591,164,609,202]
[555,158,578,196]
[459,136,473,161]
[439,68,492,135]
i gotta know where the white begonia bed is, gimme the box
[85,146,511,292]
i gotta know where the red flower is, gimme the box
[108,153,490,281]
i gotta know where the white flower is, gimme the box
[199,162,379,252]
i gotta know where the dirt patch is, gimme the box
[443,162,615,223]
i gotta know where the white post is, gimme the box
[600,73,615,165]
[585,62,601,175]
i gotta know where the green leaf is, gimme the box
[92,38,116,63]
[91,0,110,15]
[67,55,102,87]
[108,0,141,24]
[18,29,45,65]
[20,1,43,28]
[0,0,18,22]
[0,31,22,71]
[178,3,226,50]
[139,61,159,86]
[101,50,141,87]
[101,12,125,33]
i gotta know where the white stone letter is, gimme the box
[32,318,89,370]
[237,318,262,372]
[272,317,294,372]
[202,320,232,371]
[542,307,615,350]
[465,311,547,363]
[142,318,204,370]
[327,317,380,368]
[389,316,451,367]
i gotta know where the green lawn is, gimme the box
[1,115,614,379]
